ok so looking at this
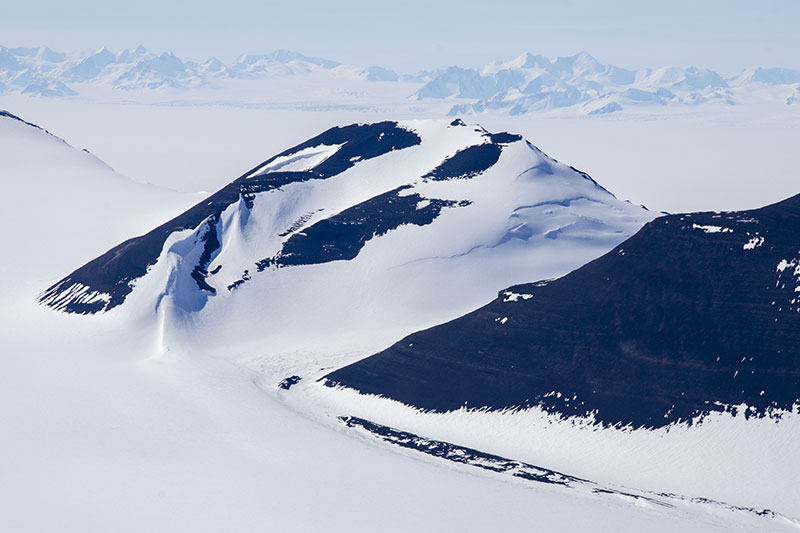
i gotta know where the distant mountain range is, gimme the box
[0,45,418,96]
[423,51,800,115]
[2,45,799,114]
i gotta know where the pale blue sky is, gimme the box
[3,0,799,73]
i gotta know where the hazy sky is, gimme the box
[3,0,799,73]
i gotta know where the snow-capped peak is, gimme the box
[39,119,653,372]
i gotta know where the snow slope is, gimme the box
[0,110,198,291]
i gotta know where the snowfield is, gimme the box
[1,106,799,532]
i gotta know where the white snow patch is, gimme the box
[692,224,732,234]
[743,236,764,250]
[249,143,343,176]
[503,291,534,302]
[777,259,798,273]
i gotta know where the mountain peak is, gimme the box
[514,52,552,69]
[550,50,604,76]
[37,118,651,367]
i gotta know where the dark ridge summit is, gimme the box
[1,110,43,130]
[424,129,521,182]
[424,144,504,181]
[325,193,800,428]
[1,109,73,146]
[39,121,421,314]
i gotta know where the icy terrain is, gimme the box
[2,110,799,532]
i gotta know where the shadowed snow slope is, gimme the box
[39,119,654,359]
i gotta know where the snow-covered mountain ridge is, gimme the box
[2,45,799,114]
[327,193,800,427]
[39,119,653,360]
[0,45,414,96]
[426,51,800,115]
